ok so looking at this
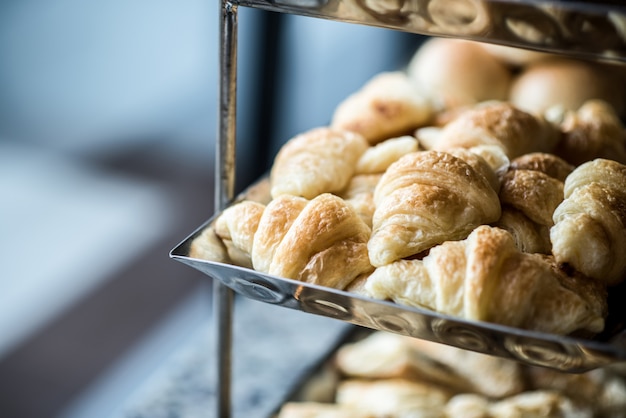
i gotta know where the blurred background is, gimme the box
[0,1,421,417]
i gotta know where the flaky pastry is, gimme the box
[365,225,607,335]
[330,71,433,144]
[431,101,560,159]
[551,158,626,285]
[213,194,373,290]
[368,150,500,266]
[553,99,626,166]
[270,127,368,199]
[354,135,419,174]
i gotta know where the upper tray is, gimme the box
[238,0,626,62]
[170,179,626,373]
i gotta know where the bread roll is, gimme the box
[510,58,625,117]
[407,38,512,108]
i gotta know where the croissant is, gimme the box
[335,331,523,398]
[495,153,571,254]
[368,150,500,267]
[354,135,419,174]
[270,126,369,199]
[365,225,607,335]
[551,158,626,285]
[336,174,381,228]
[553,99,626,166]
[445,391,585,418]
[211,193,373,290]
[336,379,451,417]
[212,200,266,268]
[431,101,560,159]
[330,71,433,144]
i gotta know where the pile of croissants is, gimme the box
[191,38,626,337]
[275,331,626,418]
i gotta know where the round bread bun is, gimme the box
[407,38,512,109]
[477,43,552,67]
[509,58,625,117]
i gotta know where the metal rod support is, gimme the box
[215,1,238,417]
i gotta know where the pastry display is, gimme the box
[275,330,626,418]
[190,37,626,339]
[365,225,607,335]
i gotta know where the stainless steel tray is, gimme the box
[171,179,626,373]
[238,0,626,63]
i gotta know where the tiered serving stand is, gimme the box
[171,1,626,416]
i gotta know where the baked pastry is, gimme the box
[551,158,626,285]
[365,225,607,335]
[212,193,373,290]
[445,391,587,418]
[334,331,475,394]
[335,331,523,398]
[270,126,368,199]
[330,71,433,144]
[213,200,265,268]
[553,99,626,166]
[494,153,573,253]
[336,174,381,228]
[354,135,419,174]
[335,378,451,417]
[431,101,560,159]
[407,38,512,108]
[275,402,375,418]
[509,58,625,117]
[368,150,500,266]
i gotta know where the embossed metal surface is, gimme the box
[170,181,626,373]
[237,0,626,62]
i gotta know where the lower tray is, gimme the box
[170,180,626,373]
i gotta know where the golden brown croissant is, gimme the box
[212,200,265,268]
[551,158,626,285]
[330,71,433,144]
[495,153,573,254]
[365,225,607,335]
[431,101,560,159]
[354,135,419,174]
[336,174,381,228]
[445,391,586,418]
[211,193,373,290]
[336,378,451,417]
[368,150,500,267]
[270,127,369,199]
[553,99,626,166]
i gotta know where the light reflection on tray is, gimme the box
[170,179,626,373]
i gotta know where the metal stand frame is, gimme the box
[216,1,238,417]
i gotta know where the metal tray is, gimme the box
[170,179,626,373]
[238,0,626,63]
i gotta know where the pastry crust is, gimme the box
[368,150,500,266]
[331,72,433,144]
[365,225,607,335]
[354,135,419,174]
[270,127,368,199]
[336,174,381,228]
[551,158,626,285]
[432,101,560,159]
[553,100,626,166]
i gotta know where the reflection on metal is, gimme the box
[216,1,238,417]
[238,0,626,62]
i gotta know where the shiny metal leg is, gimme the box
[216,1,238,417]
